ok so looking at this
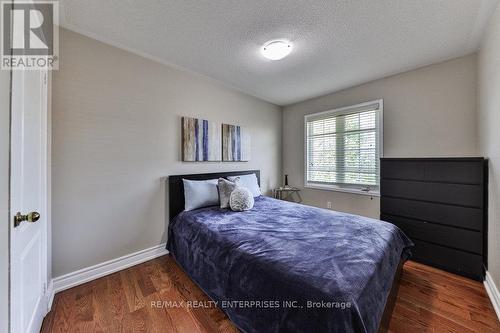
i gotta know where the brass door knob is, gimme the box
[14,211,40,227]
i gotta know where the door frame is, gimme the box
[1,59,12,333]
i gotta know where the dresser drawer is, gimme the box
[382,214,483,254]
[381,197,483,231]
[424,161,483,184]
[381,179,483,208]
[381,159,484,184]
[411,239,484,280]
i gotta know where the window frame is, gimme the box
[303,99,384,196]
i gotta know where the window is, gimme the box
[305,100,383,195]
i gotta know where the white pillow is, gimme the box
[228,173,261,197]
[183,178,219,211]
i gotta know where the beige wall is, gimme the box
[283,55,478,218]
[52,29,282,277]
[478,3,500,289]
[0,65,10,333]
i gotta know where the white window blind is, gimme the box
[305,100,383,191]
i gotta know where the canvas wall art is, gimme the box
[182,117,221,161]
[222,123,251,161]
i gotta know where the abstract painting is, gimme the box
[182,117,221,161]
[222,123,251,161]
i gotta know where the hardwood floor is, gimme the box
[42,256,500,333]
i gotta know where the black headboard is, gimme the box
[168,170,260,220]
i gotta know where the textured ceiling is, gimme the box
[59,0,499,106]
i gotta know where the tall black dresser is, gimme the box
[380,158,488,281]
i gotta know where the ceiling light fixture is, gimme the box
[261,40,292,60]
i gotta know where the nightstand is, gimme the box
[273,187,302,203]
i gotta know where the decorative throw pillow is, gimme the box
[229,187,254,212]
[218,177,240,209]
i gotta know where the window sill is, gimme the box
[304,183,381,197]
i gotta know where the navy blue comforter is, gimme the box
[167,196,413,333]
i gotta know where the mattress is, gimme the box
[167,196,413,333]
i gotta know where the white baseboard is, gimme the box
[484,271,500,321]
[50,243,168,300]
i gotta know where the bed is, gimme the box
[167,170,413,333]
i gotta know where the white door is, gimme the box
[10,68,49,333]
